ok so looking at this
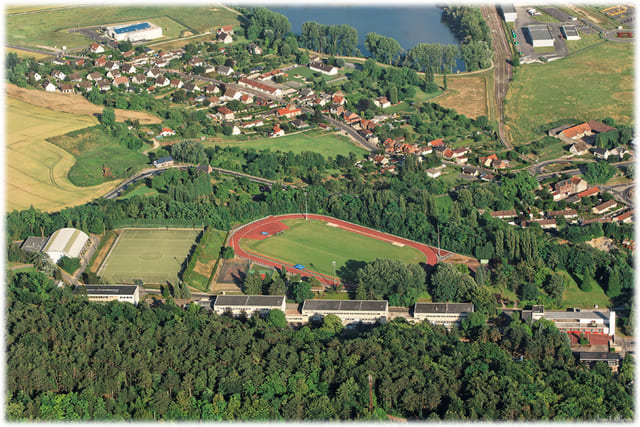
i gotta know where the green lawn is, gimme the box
[98,228,201,285]
[565,32,605,53]
[561,271,611,309]
[47,126,149,187]
[207,129,368,158]
[7,6,241,49]
[119,183,160,200]
[242,219,425,279]
[504,41,633,145]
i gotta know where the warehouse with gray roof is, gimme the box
[526,25,555,47]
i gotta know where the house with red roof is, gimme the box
[277,106,302,119]
[270,124,285,138]
[217,106,234,121]
[159,128,176,137]
[428,138,445,147]
[89,42,104,54]
[576,186,600,199]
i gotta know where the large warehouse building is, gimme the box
[526,25,555,47]
[106,22,162,42]
[501,4,517,23]
[42,228,91,263]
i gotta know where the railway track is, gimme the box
[481,5,513,149]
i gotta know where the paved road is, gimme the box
[601,183,635,206]
[533,160,634,179]
[481,5,513,149]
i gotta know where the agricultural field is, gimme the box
[98,228,201,284]
[6,98,118,212]
[207,129,369,158]
[47,125,150,187]
[6,5,241,49]
[504,41,633,145]
[7,84,162,124]
[433,70,493,120]
[242,219,426,279]
[5,47,50,60]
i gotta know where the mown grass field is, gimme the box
[5,47,51,60]
[98,228,201,284]
[504,41,633,145]
[7,98,119,212]
[242,219,425,279]
[208,129,369,158]
[47,125,149,187]
[6,6,241,49]
[561,271,611,309]
[434,69,493,120]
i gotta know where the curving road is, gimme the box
[229,214,443,287]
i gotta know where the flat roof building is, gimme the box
[20,236,48,253]
[562,25,581,41]
[414,303,474,328]
[106,22,162,42]
[80,285,140,304]
[301,299,388,325]
[501,5,517,22]
[522,305,615,336]
[213,295,286,317]
[42,228,90,263]
[526,25,554,47]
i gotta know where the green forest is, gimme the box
[6,270,634,421]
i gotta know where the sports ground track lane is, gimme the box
[229,214,443,286]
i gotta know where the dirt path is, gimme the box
[7,84,162,124]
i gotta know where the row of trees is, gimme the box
[300,22,359,56]
[7,270,634,421]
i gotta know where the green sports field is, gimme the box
[242,219,425,279]
[98,228,201,284]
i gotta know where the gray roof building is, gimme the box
[527,25,554,47]
[20,236,48,253]
[413,302,474,328]
[213,295,286,316]
[301,299,388,325]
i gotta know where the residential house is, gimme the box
[94,56,107,68]
[248,43,262,55]
[204,84,219,94]
[231,126,241,136]
[112,76,129,88]
[155,75,170,87]
[147,68,162,79]
[89,42,104,54]
[184,82,201,92]
[490,210,518,219]
[153,156,174,168]
[277,105,302,119]
[592,147,610,160]
[170,78,184,89]
[309,61,338,75]
[104,61,119,72]
[551,176,588,200]
[259,69,285,80]
[58,83,74,93]
[87,72,102,81]
[27,71,42,81]
[374,97,391,108]
[270,124,285,138]
[97,80,111,91]
[217,32,233,44]
[592,199,617,214]
[188,57,203,67]
[569,140,590,155]
[51,69,66,80]
[159,128,176,137]
[76,80,93,92]
[222,87,242,101]
[121,64,136,74]
[547,208,578,219]
[576,186,600,200]
[613,210,633,223]
[217,65,234,76]
[240,94,253,104]
[75,59,85,67]
[241,119,264,129]
[217,106,234,121]
[68,73,81,83]
[106,69,121,79]
[42,80,57,92]
[122,49,135,59]
[426,168,442,179]
[132,74,147,85]
[218,25,234,35]
[52,57,67,66]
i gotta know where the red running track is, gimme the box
[229,214,443,286]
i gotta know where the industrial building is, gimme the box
[301,300,388,325]
[561,25,581,41]
[105,22,162,42]
[213,295,286,317]
[501,4,517,22]
[79,285,140,304]
[41,228,91,263]
[526,25,554,47]
[413,303,474,328]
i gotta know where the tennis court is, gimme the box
[98,228,201,284]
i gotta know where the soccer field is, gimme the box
[242,219,425,278]
[98,229,201,284]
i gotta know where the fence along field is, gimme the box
[97,228,201,285]
[7,98,120,212]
